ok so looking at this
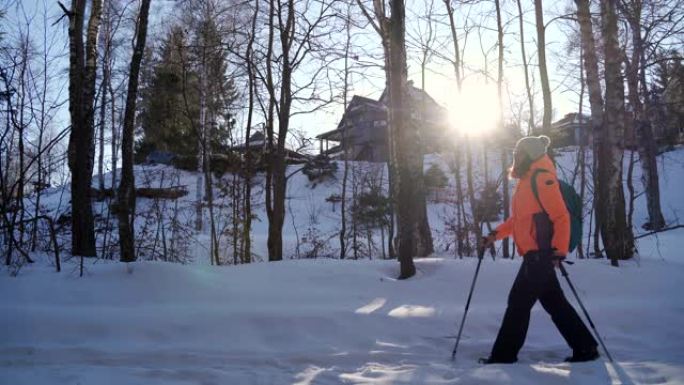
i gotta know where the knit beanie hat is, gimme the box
[514,135,551,160]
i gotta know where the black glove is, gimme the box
[481,231,497,248]
[550,248,565,261]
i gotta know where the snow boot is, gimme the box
[478,356,517,364]
[564,347,599,362]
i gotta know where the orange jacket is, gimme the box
[495,155,570,256]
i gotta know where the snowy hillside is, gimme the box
[23,145,684,264]
[3,147,684,384]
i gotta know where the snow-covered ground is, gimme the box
[2,146,684,384]
[2,257,683,384]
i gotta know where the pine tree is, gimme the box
[652,52,684,143]
[138,27,197,159]
[137,23,238,162]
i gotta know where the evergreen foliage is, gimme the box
[424,164,449,189]
[353,187,392,230]
[136,22,239,161]
[474,181,503,223]
[651,51,684,145]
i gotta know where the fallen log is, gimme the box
[91,186,188,200]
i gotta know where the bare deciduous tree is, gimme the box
[620,0,669,231]
[534,0,552,134]
[598,0,635,265]
[64,0,103,258]
[357,0,433,278]
[516,0,535,133]
[118,0,152,263]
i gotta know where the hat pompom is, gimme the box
[538,135,551,148]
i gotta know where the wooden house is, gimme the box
[316,82,449,162]
[550,113,592,147]
[231,131,309,164]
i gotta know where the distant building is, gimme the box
[551,113,592,147]
[231,131,267,152]
[316,82,449,162]
[231,130,309,164]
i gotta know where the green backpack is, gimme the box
[531,169,583,253]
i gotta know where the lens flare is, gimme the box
[448,82,500,137]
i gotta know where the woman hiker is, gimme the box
[479,135,599,364]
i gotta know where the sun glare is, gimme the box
[448,82,500,137]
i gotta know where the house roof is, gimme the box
[316,129,343,141]
[317,84,447,141]
[249,131,265,142]
[552,113,591,129]
[378,80,448,116]
[231,131,267,150]
[231,130,310,160]
[316,96,386,140]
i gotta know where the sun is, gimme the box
[448,81,501,137]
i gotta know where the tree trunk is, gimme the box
[242,0,259,264]
[626,149,636,229]
[415,36,434,259]
[31,29,51,251]
[17,41,27,245]
[443,0,462,91]
[443,0,468,256]
[352,166,359,259]
[517,0,535,133]
[622,0,666,231]
[109,77,117,190]
[638,122,665,230]
[101,0,114,193]
[385,159,396,259]
[599,0,635,265]
[195,52,206,233]
[622,41,639,232]
[495,0,509,258]
[98,64,107,192]
[267,154,286,261]
[340,7,351,260]
[267,0,297,262]
[577,49,586,258]
[416,193,434,257]
[465,139,480,249]
[204,129,219,265]
[118,0,152,263]
[98,6,109,194]
[389,0,425,279]
[534,0,552,134]
[67,0,101,257]
[264,0,278,261]
[575,0,604,136]
[576,0,605,259]
[453,149,468,256]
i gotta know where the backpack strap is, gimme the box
[531,168,550,214]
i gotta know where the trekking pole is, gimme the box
[451,241,486,361]
[558,262,614,363]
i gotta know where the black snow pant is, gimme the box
[489,252,598,361]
